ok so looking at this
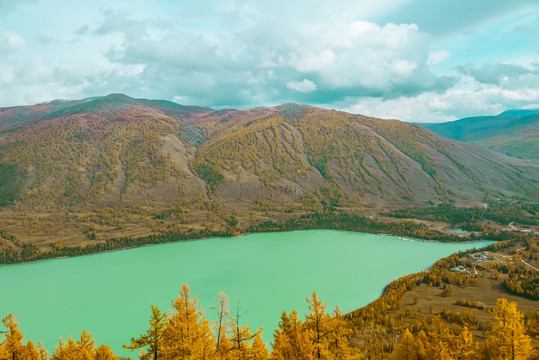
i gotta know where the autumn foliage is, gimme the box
[1,285,537,360]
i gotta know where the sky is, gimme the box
[1,0,538,123]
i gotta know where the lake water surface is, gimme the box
[0,230,493,356]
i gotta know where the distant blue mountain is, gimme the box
[422,109,539,159]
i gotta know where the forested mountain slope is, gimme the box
[0,95,537,245]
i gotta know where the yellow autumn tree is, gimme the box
[302,292,364,360]
[35,341,49,360]
[424,316,455,360]
[215,333,233,360]
[304,292,360,359]
[26,340,42,360]
[327,306,361,360]
[454,326,478,360]
[484,298,532,360]
[304,292,331,359]
[250,334,269,360]
[228,302,262,360]
[161,284,215,359]
[271,310,315,360]
[212,292,233,356]
[0,313,33,360]
[52,329,97,360]
[393,328,425,360]
[94,345,120,360]
[123,305,167,360]
[394,318,477,360]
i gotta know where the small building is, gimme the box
[450,265,466,272]
[467,252,487,262]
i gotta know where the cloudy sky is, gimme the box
[1,0,538,122]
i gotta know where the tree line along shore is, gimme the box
[1,209,537,265]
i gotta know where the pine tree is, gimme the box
[0,313,26,360]
[485,298,532,360]
[26,340,42,360]
[271,310,314,360]
[212,292,231,353]
[228,301,261,360]
[327,306,361,360]
[162,284,215,359]
[303,293,362,360]
[52,330,98,360]
[454,326,478,360]
[37,341,49,360]
[123,305,167,360]
[394,329,425,360]
[425,316,454,360]
[78,329,96,358]
[94,345,120,360]
[250,334,269,360]
[215,334,233,360]
[52,337,78,360]
[305,292,330,359]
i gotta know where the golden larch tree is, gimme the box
[228,301,261,360]
[25,340,42,360]
[212,292,232,354]
[304,292,331,359]
[94,344,120,360]
[123,305,167,360]
[161,284,215,359]
[424,316,455,360]
[326,306,361,360]
[454,326,478,360]
[52,329,96,360]
[0,313,30,360]
[271,310,315,360]
[302,293,363,360]
[36,341,49,360]
[485,298,532,360]
[393,328,425,360]
[250,334,269,360]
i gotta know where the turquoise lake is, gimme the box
[0,230,493,356]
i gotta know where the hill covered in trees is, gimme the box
[0,94,538,250]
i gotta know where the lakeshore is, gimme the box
[0,229,493,357]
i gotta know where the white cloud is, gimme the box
[496,88,538,101]
[0,30,25,52]
[280,21,433,90]
[341,74,539,123]
[172,95,187,103]
[0,0,537,118]
[342,95,455,123]
[84,10,453,108]
[286,79,317,93]
[0,1,462,108]
[427,50,450,65]
[0,56,150,106]
[391,59,418,76]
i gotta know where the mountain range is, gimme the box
[423,109,539,160]
[0,94,537,245]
